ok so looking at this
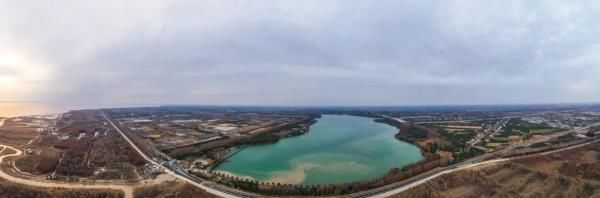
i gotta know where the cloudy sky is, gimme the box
[1,1,599,106]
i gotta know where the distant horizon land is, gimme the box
[2,101,600,108]
[2,101,600,118]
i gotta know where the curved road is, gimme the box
[0,144,134,198]
[100,111,241,198]
[1,112,597,198]
[104,110,600,198]
[368,159,507,197]
[358,136,600,197]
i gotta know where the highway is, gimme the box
[102,111,600,198]
[350,122,600,198]
[101,111,253,198]
[412,116,528,124]
[499,121,600,153]
[361,136,600,197]
[379,115,407,123]
[0,111,594,198]
[353,158,508,198]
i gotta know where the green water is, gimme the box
[215,115,423,185]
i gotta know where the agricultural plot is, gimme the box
[394,143,600,198]
[15,149,61,175]
[501,118,555,136]
[7,110,145,180]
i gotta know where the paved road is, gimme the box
[357,136,600,197]
[412,116,526,124]
[100,111,243,198]
[0,144,134,198]
[502,122,599,151]
[103,111,600,198]
[380,115,407,123]
[1,112,596,198]
[370,159,508,197]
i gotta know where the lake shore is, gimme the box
[209,118,318,170]
[214,115,424,185]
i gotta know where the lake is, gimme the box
[215,115,423,185]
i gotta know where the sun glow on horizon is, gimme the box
[0,49,54,101]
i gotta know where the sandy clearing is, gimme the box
[580,150,599,162]
[101,111,240,198]
[446,125,482,130]
[148,173,177,185]
[266,163,318,185]
[215,163,314,185]
[440,185,480,197]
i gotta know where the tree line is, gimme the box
[210,157,451,196]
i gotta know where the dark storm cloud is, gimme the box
[1,0,599,105]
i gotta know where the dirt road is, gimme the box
[0,144,134,198]
[101,111,239,198]
[371,137,600,197]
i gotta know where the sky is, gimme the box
[1,1,599,106]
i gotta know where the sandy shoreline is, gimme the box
[265,163,316,185]
[216,163,320,185]
[214,170,257,181]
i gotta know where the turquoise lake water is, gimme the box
[215,115,423,185]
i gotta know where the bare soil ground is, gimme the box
[0,118,39,146]
[0,148,16,156]
[393,143,600,198]
[514,143,600,181]
[0,177,123,198]
[4,110,145,180]
[134,180,218,198]
[15,148,61,174]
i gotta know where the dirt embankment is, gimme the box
[393,143,600,198]
[168,117,317,157]
[393,162,600,198]
[0,145,129,198]
[134,180,218,198]
[514,143,600,181]
[0,177,123,198]
[376,118,450,161]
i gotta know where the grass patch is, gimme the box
[530,129,559,134]
[485,142,503,148]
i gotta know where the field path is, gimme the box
[101,111,240,198]
[371,137,600,197]
[0,144,134,198]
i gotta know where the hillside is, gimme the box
[393,143,600,198]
